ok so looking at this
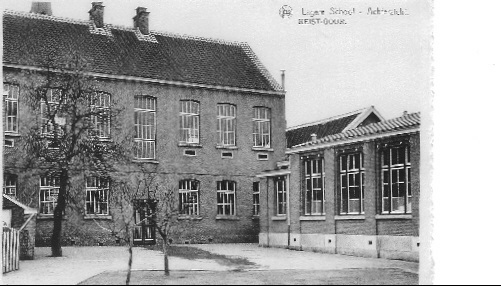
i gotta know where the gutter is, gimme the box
[3,63,286,97]
[286,128,419,154]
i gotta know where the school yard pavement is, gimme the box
[1,244,418,285]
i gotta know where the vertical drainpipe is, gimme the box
[287,173,291,248]
[266,177,270,247]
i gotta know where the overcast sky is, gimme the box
[1,0,431,127]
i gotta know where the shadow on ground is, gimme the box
[144,245,256,268]
[78,268,418,285]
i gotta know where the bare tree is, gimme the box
[94,164,182,280]
[19,51,128,257]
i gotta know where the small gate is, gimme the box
[2,227,20,273]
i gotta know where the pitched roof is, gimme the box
[3,194,38,214]
[289,112,420,151]
[3,10,282,93]
[286,106,384,148]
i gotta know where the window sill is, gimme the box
[335,215,366,220]
[132,159,159,164]
[271,216,287,221]
[216,215,240,220]
[178,216,203,221]
[37,214,67,220]
[252,147,274,152]
[252,215,260,220]
[299,216,326,221]
[375,214,413,220]
[178,143,203,148]
[84,215,112,220]
[98,138,112,142]
[215,145,238,150]
[4,133,21,138]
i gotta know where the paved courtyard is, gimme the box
[1,244,418,285]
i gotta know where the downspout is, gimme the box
[266,177,270,247]
[287,174,291,248]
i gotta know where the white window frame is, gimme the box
[275,176,287,216]
[39,176,60,215]
[40,88,62,136]
[3,83,19,135]
[252,182,260,216]
[217,180,236,216]
[3,174,17,197]
[216,104,236,147]
[179,179,200,216]
[91,92,111,140]
[134,96,156,160]
[252,107,271,148]
[303,157,325,216]
[381,145,412,214]
[179,100,200,144]
[85,177,110,216]
[339,153,365,215]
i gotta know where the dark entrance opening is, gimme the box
[133,199,157,245]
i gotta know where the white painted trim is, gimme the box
[299,216,326,221]
[271,216,287,221]
[286,128,419,154]
[375,214,413,220]
[256,170,291,178]
[343,106,385,131]
[334,215,366,220]
[2,194,38,214]
[3,64,285,97]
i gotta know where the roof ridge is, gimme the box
[287,106,371,131]
[3,9,247,47]
[291,111,420,148]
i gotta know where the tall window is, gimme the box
[217,180,236,216]
[275,176,287,216]
[3,84,19,134]
[3,174,17,196]
[217,104,236,146]
[382,145,412,214]
[91,92,111,139]
[304,157,325,215]
[339,153,365,215]
[40,88,62,136]
[252,182,260,216]
[85,177,110,215]
[134,96,156,159]
[180,100,200,144]
[179,179,199,216]
[253,107,271,148]
[40,176,60,215]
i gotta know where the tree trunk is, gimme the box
[126,242,133,285]
[162,238,169,276]
[51,168,68,257]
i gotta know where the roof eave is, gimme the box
[286,126,420,154]
[3,63,286,97]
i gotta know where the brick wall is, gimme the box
[262,131,420,239]
[3,69,286,246]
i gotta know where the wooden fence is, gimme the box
[2,227,20,274]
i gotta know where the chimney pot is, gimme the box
[30,2,52,16]
[134,7,150,35]
[311,133,317,141]
[89,2,105,28]
[403,111,408,116]
[280,70,286,90]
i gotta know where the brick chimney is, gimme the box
[89,2,105,28]
[133,7,150,35]
[30,2,52,16]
